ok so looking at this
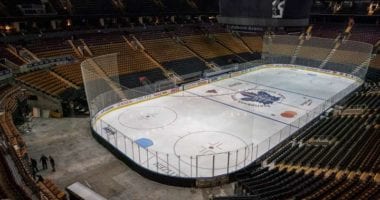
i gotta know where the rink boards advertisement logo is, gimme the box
[232,89,285,107]
[183,80,209,90]
[272,0,286,19]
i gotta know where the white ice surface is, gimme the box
[94,66,359,177]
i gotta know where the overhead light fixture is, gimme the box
[5,25,11,32]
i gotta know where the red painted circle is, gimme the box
[281,111,298,118]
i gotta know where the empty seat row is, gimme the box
[16,70,72,96]
[53,63,83,86]
[89,42,160,76]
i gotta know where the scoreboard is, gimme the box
[217,0,313,28]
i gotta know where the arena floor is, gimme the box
[23,117,232,200]
[94,65,360,178]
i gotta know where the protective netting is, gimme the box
[262,35,373,79]
[81,52,176,117]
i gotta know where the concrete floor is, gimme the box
[21,117,233,200]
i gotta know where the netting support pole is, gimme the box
[114,131,117,148]
[196,156,198,177]
[227,152,230,174]
[123,135,127,154]
[244,147,247,167]
[100,120,104,137]
[212,155,215,177]
[146,149,149,168]
[178,155,181,176]
[190,156,193,177]
[256,145,259,159]
[251,143,254,162]
[138,145,141,164]
[156,152,158,172]
[166,153,169,175]
[235,150,239,170]
[131,140,135,160]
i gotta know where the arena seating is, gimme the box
[141,37,209,75]
[142,37,194,63]
[53,63,83,86]
[0,85,66,200]
[220,168,380,200]
[181,35,231,59]
[26,39,79,59]
[311,24,380,45]
[293,37,337,67]
[311,23,345,39]
[367,68,380,83]
[0,147,29,200]
[0,46,26,66]
[269,114,379,172]
[270,44,297,60]
[69,0,115,15]
[89,42,160,76]
[215,33,247,53]
[0,66,10,75]
[349,25,380,44]
[371,54,380,69]
[343,92,380,110]
[119,68,167,88]
[297,46,331,65]
[162,57,208,76]
[181,35,243,65]
[160,0,198,13]
[202,24,228,34]
[122,0,162,15]
[1,0,219,17]
[174,25,204,37]
[80,32,125,46]
[240,34,263,53]
[134,30,249,70]
[16,70,73,96]
[328,43,372,69]
[133,31,170,41]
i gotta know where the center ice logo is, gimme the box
[241,91,280,105]
[232,89,285,107]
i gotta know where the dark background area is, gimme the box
[219,0,314,19]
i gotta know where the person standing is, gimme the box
[36,174,44,183]
[30,158,38,173]
[40,155,48,170]
[31,169,36,180]
[49,155,55,172]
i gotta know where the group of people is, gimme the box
[30,154,55,181]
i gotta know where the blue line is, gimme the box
[213,84,309,111]
[234,77,326,101]
[185,90,297,128]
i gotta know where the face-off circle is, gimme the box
[118,106,177,130]
[174,131,249,170]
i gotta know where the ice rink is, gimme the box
[93,66,360,178]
